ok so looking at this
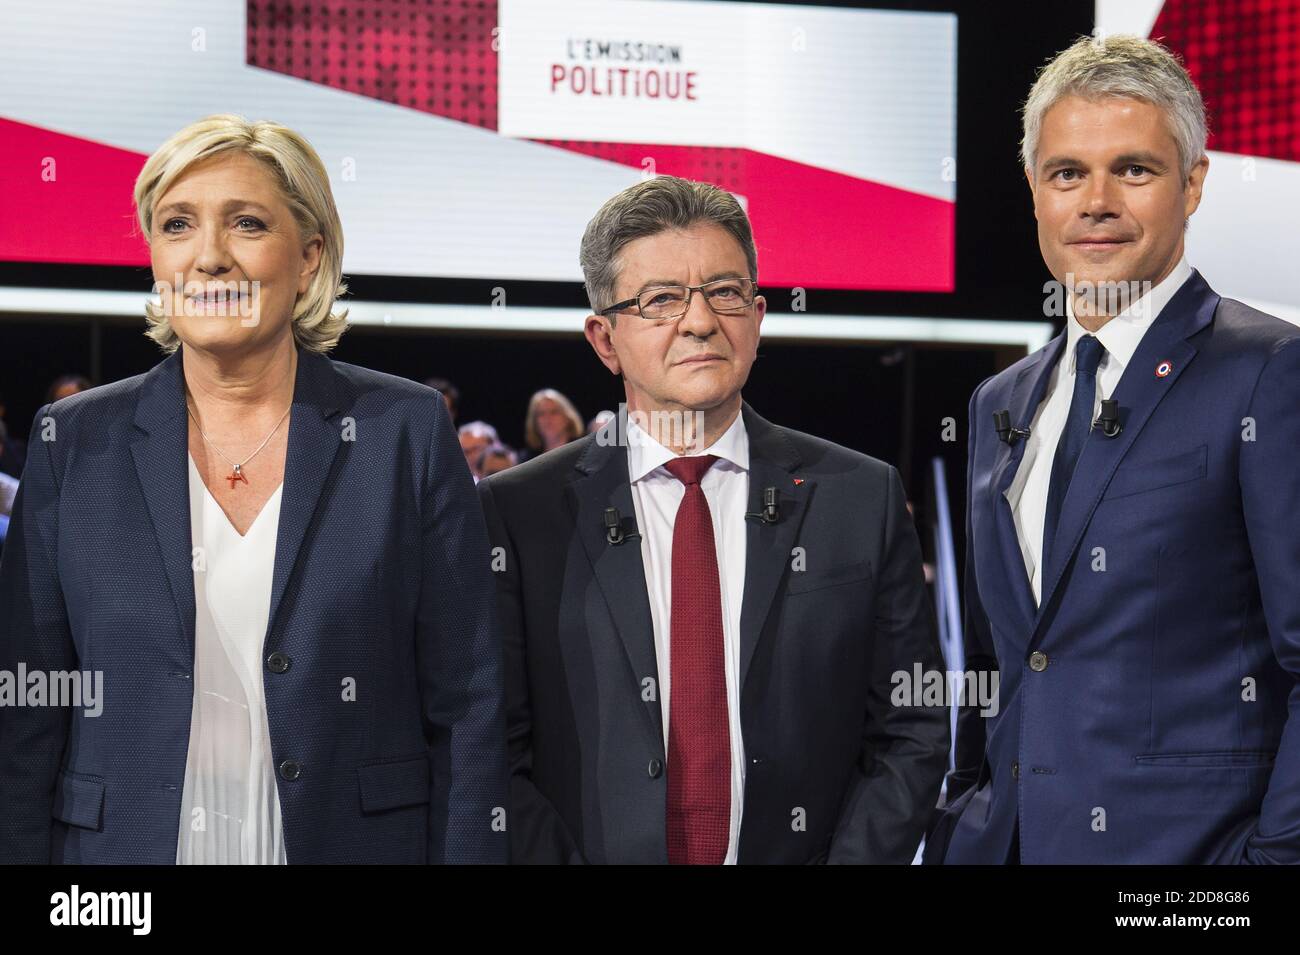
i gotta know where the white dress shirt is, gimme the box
[177,454,287,864]
[626,410,748,865]
[1007,256,1193,603]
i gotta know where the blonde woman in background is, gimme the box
[520,388,584,462]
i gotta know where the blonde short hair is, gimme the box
[133,114,348,353]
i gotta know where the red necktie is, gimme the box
[663,454,730,865]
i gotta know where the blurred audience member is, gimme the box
[0,466,16,551]
[46,374,93,404]
[522,388,583,461]
[0,391,26,478]
[423,376,460,424]
[0,469,17,517]
[476,443,518,478]
[458,420,499,481]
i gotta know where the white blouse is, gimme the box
[176,453,287,865]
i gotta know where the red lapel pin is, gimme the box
[1155,359,1173,378]
[793,478,805,486]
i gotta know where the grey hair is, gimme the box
[1021,34,1208,181]
[457,420,498,442]
[579,175,758,316]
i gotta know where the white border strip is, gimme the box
[0,287,1054,350]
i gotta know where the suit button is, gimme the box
[1011,761,1020,779]
[267,652,291,674]
[1028,651,1049,672]
[279,760,302,781]
[648,759,663,779]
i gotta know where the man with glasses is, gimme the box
[478,175,948,864]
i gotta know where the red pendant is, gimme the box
[226,465,248,489]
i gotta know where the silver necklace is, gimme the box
[186,399,291,489]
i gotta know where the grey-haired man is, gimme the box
[931,35,1300,864]
[479,174,948,864]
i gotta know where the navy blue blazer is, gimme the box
[0,347,508,863]
[929,270,1300,864]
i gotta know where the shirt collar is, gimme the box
[626,407,750,485]
[1064,256,1192,374]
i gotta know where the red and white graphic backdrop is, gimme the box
[0,0,956,292]
[1097,0,1300,323]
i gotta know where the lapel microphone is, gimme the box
[993,410,1031,445]
[608,487,782,542]
[744,487,781,525]
[603,506,641,546]
[1092,399,1122,438]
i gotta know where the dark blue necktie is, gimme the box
[1042,334,1105,574]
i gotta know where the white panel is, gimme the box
[1095,0,1166,39]
[0,0,640,282]
[500,0,957,199]
[1186,152,1300,322]
[1092,3,1299,324]
[0,0,956,284]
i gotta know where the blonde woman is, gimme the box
[521,388,584,462]
[0,115,507,864]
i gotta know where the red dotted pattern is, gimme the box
[1152,0,1300,162]
[246,3,750,193]
[246,0,499,130]
[240,0,957,292]
[531,141,747,194]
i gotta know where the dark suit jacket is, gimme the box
[479,402,949,863]
[0,347,508,863]
[929,271,1300,864]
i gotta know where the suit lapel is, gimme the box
[130,350,195,660]
[737,403,812,690]
[265,349,348,643]
[569,410,664,751]
[1031,271,1219,644]
[989,336,1064,638]
[567,403,817,743]
[130,347,350,663]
